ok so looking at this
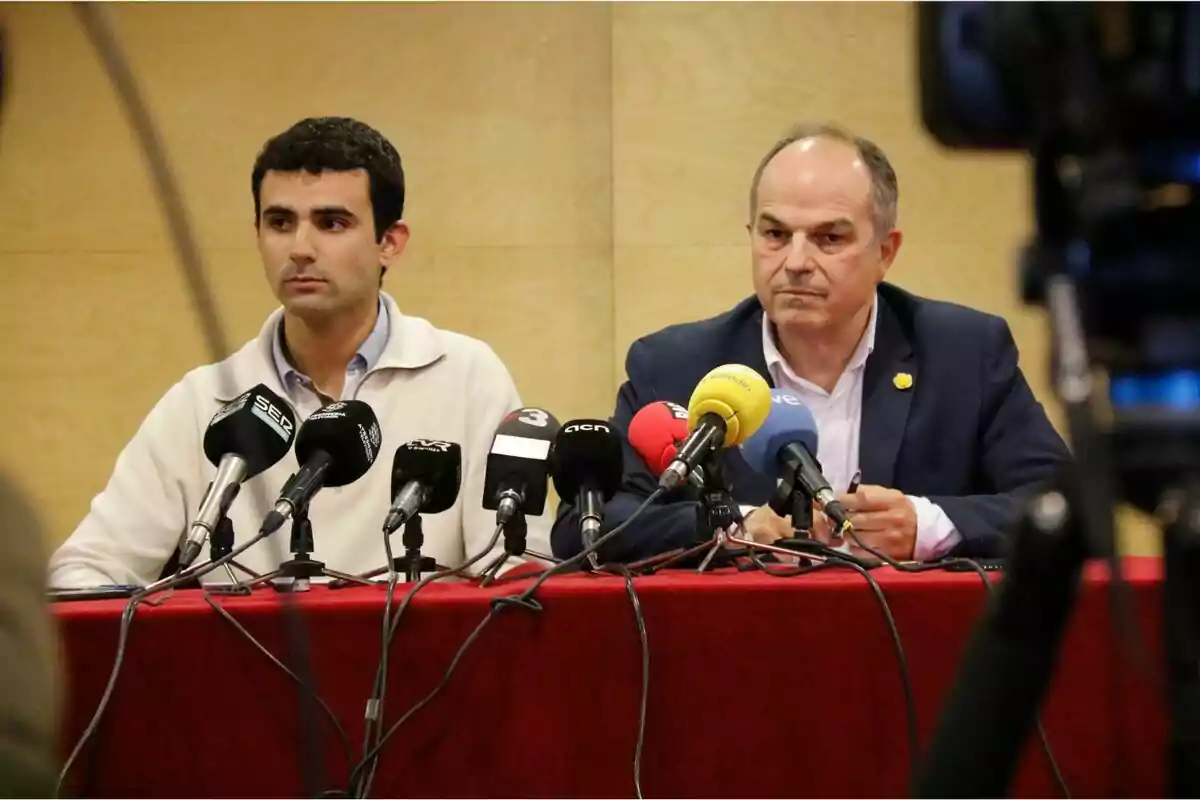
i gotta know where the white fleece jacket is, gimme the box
[49,294,547,587]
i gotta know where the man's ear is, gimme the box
[380,220,410,266]
[877,228,903,278]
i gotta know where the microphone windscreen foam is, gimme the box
[628,401,689,476]
[739,389,820,482]
[550,420,624,501]
[296,400,382,486]
[687,364,772,445]
[392,440,463,514]
[203,383,297,477]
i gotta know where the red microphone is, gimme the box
[627,401,690,476]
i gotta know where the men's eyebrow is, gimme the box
[261,205,295,217]
[813,217,854,230]
[311,206,357,219]
[755,213,855,231]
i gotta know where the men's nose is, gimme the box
[289,223,317,265]
[782,235,815,273]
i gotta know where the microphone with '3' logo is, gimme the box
[482,407,561,527]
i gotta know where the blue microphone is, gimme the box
[739,390,851,538]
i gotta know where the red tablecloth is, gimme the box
[55,558,1166,798]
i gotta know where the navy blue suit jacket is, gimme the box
[551,283,1073,562]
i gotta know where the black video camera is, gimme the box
[919,2,1200,514]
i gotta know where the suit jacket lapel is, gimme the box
[859,296,916,489]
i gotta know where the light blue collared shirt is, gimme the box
[271,299,390,407]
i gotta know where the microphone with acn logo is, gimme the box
[550,420,624,565]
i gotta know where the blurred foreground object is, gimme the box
[917,4,1200,796]
[0,23,63,798]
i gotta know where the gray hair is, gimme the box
[748,122,898,238]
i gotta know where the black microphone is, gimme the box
[482,407,561,526]
[550,420,624,558]
[179,384,297,567]
[382,439,462,534]
[260,400,382,536]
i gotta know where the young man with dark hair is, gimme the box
[50,117,531,586]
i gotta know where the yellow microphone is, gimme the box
[658,364,772,491]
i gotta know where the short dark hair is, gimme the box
[251,116,405,243]
[749,122,898,238]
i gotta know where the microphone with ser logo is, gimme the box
[179,384,297,568]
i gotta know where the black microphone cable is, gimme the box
[56,594,144,798]
[610,564,651,800]
[200,589,354,770]
[71,5,327,797]
[845,530,1071,798]
[747,548,918,781]
[57,526,282,794]
[354,523,506,798]
[58,524,352,795]
[356,541,401,800]
[492,488,667,611]
[346,488,666,797]
[346,606,498,798]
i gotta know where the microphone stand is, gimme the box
[773,469,815,537]
[625,455,731,575]
[480,509,528,586]
[625,454,834,575]
[695,463,740,574]
[249,503,373,593]
[706,458,831,569]
[746,473,847,568]
[328,515,452,589]
[389,512,439,582]
[157,515,261,595]
[206,515,260,594]
[522,549,559,564]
